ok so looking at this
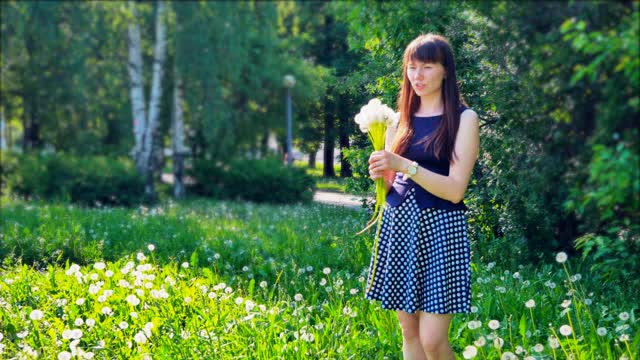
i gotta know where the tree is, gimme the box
[127,0,168,200]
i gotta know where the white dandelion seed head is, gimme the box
[493,337,504,349]
[294,294,303,302]
[619,312,629,321]
[488,320,500,330]
[559,324,573,336]
[534,343,544,352]
[501,352,516,360]
[555,251,568,263]
[525,299,536,308]
[147,244,155,252]
[474,336,486,347]
[463,345,478,359]
[126,295,140,307]
[597,327,607,336]
[134,331,147,344]
[29,310,44,321]
[323,267,331,275]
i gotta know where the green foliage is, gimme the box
[188,157,315,204]
[565,142,640,227]
[338,1,639,269]
[3,152,145,207]
[575,232,640,290]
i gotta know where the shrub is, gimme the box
[188,157,315,204]
[3,152,145,207]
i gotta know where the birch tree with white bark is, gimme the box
[127,0,167,199]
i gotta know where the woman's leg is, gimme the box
[397,310,427,360]
[418,312,454,360]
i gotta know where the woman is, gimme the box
[364,33,480,360]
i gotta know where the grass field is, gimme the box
[0,197,637,359]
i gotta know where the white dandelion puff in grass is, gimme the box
[467,320,482,330]
[462,345,478,359]
[474,336,486,347]
[101,307,113,316]
[294,294,303,302]
[561,299,572,308]
[126,295,140,306]
[619,334,629,342]
[58,352,72,360]
[559,324,573,336]
[619,312,629,321]
[323,267,331,275]
[134,331,147,344]
[555,251,568,263]
[488,320,500,330]
[525,299,536,308]
[493,337,504,349]
[259,281,267,288]
[147,244,155,252]
[534,343,544,352]
[597,327,607,336]
[29,309,44,321]
[548,336,560,349]
[501,352,517,360]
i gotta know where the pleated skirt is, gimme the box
[364,187,472,314]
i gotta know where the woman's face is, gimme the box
[406,60,446,96]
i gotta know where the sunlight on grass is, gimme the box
[0,199,637,359]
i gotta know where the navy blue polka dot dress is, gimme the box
[364,108,473,314]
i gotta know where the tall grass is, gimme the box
[0,198,637,359]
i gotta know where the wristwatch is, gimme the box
[402,161,419,181]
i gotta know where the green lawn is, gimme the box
[0,198,637,359]
[295,161,347,194]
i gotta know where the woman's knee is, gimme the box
[396,310,420,339]
[420,332,448,353]
[418,312,452,353]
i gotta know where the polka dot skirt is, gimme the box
[364,187,472,314]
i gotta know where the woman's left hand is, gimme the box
[368,150,405,174]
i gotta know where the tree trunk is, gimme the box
[23,22,40,151]
[323,97,335,177]
[172,62,188,199]
[337,99,352,177]
[127,0,147,169]
[308,150,316,169]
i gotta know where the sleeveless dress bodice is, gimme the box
[386,106,469,211]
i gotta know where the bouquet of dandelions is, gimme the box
[354,98,399,238]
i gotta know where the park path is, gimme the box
[312,190,370,210]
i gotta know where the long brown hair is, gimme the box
[391,33,467,164]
